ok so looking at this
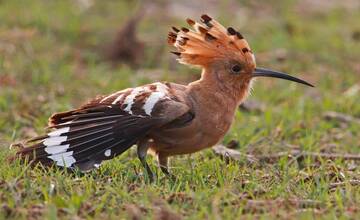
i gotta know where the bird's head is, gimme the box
[168,15,313,98]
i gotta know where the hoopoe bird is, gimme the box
[14,15,313,180]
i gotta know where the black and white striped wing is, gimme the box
[16,82,190,171]
[18,106,162,171]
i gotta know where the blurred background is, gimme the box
[0,0,360,219]
[0,0,359,148]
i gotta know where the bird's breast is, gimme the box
[150,98,236,156]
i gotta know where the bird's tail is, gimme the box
[12,106,156,171]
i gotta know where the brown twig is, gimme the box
[237,199,325,214]
[212,145,360,164]
[329,180,360,189]
[257,150,360,162]
[323,111,360,125]
[245,199,324,209]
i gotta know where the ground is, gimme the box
[0,0,359,219]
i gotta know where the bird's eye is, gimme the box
[231,64,242,74]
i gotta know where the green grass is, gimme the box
[0,0,359,219]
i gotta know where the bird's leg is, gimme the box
[137,140,154,183]
[158,153,176,180]
[158,154,170,175]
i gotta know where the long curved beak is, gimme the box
[253,67,314,87]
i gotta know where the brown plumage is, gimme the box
[13,15,313,180]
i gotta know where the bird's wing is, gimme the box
[16,82,191,171]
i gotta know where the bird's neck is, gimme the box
[188,69,251,107]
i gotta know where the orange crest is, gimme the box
[168,14,255,68]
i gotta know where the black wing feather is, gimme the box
[16,105,163,171]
